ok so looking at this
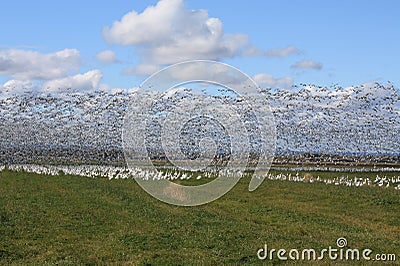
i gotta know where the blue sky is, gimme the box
[0,0,399,92]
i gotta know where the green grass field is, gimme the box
[0,169,399,265]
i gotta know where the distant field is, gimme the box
[0,170,399,265]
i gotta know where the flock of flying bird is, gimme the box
[0,82,399,168]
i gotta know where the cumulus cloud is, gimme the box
[253,73,294,88]
[103,0,290,75]
[103,0,184,46]
[96,50,118,63]
[1,79,36,93]
[0,48,80,80]
[291,60,323,70]
[265,45,302,57]
[0,70,107,94]
[43,70,103,92]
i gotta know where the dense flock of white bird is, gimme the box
[1,164,399,190]
[1,82,398,161]
[0,82,399,184]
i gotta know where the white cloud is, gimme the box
[102,0,258,75]
[0,48,80,80]
[253,73,293,88]
[1,79,36,93]
[96,50,118,63]
[243,45,302,58]
[241,46,263,57]
[123,64,161,76]
[265,45,302,57]
[291,60,323,70]
[168,61,250,87]
[43,70,103,92]
[103,0,184,46]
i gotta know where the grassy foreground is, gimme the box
[0,170,399,265]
